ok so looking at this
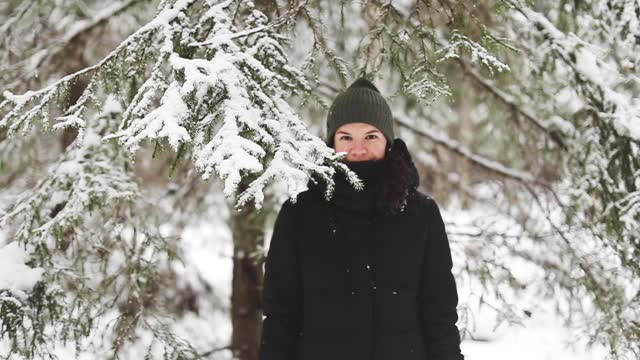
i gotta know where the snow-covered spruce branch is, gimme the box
[435,30,511,75]
[395,116,539,184]
[189,0,310,48]
[1,0,345,209]
[507,0,640,142]
[0,0,183,134]
[401,60,453,106]
[498,7,640,336]
[0,99,140,246]
[507,0,640,280]
[104,0,342,207]
[343,2,455,104]
[0,243,46,305]
[357,1,406,77]
[0,98,197,358]
[299,6,349,87]
[401,26,512,105]
[1,0,211,122]
[524,183,640,355]
[454,56,568,150]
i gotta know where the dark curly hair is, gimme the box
[377,139,420,215]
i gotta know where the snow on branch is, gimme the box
[510,2,640,142]
[1,0,340,209]
[402,28,512,106]
[402,60,452,106]
[0,97,163,357]
[436,31,511,75]
[0,242,50,358]
[497,2,640,353]
[395,115,539,184]
[0,242,44,295]
[0,98,140,242]
[454,57,568,150]
[0,0,194,134]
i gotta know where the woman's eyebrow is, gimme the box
[336,130,380,135]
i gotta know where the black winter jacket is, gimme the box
[259,139,464,360]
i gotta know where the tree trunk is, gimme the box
[229,191,268,360]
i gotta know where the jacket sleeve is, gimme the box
[418,198,464,360]
[258,200,302,360]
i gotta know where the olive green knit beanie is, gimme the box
[326,78,394,146]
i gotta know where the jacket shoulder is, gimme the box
[412,190,432,203]
[410,190,437,211]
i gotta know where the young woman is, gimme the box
[259,78,464,360]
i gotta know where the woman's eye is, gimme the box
[339,136,352,141]
[366,134,379,140]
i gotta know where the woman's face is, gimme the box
[333,122,387,162]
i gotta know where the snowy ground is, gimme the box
[459,304,606,360]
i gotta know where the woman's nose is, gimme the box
[350,143,367,157]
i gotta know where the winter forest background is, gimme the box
[0,0,638,359]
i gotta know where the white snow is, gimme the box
[436,32,511,74]
[521,6,640,142]
[438,186,613,360]
[117,82,193,152]
[555,86,584,115]
[459,284,606,360]
[461,313,606,360]
[547,115,576,136]
[0,242,44,294]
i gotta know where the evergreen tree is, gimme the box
[1,0,638,359]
